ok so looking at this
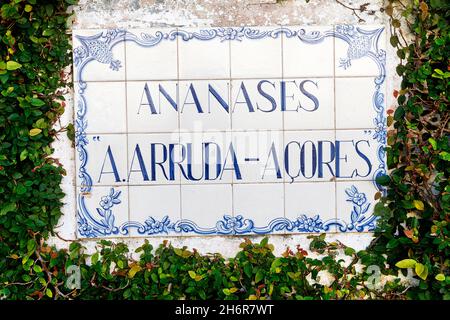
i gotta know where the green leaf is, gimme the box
[415,263,428,280]
[16,185,27,195]
[255,270,264,283]
[24,4,32,12]
[390,35,399,47]
[413,200,424,211]
[0,203,16,216]
[29,128,42,136]
[46,288,53,298]
[188,270,196,279]
[260,237,269,246]
[6,61,22,70]
[395,259,416,269]
[33,264,42,273]
[435,274,445,281]
[91,252,99,264]
[31,98,45,107]
[19,149,28,161]
[344,247,356,256]
[244,264,252,278]
[128,265,142,278]
[376,174,390,186]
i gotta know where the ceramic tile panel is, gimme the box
[75,134,128,187]
[232,130,284,183]
[233,183,285,234]
[181,184,233,233]
[284,181,336,233]
[74,25,386,238]
[126,81,179,133]
[336,77,385,129]
[335,130,381,181]
[282,78,334,130]
[231,79,283,130]
[178,27,231,80]
[74,81,127,134]
[334,25,386,77]
[125,28,178,81]
[77,186,129,238]
[179,80,231,131]
[230,27,282,79]
[336,180,378,233]
[282,26,334,78]
[73,29,126,82]
[179,131,233,184]
[127,133,181,185]
[128,185,181,236]
[283,130,336,183]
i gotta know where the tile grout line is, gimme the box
[74,74,381,83]
[229,33,235,219]
[333,24,338,233]
[281,25,286,226]
[176,27,183,223]
[85,127,380,135]
[124,31,131,237]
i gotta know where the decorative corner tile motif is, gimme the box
[73,29,126,82]
[336,181,378,233]
[334,24,386,77]
[77,186,129,238]
[74,25,386,238]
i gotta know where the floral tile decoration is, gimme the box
[73,25,386,238]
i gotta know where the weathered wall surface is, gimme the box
[49,0,401,258]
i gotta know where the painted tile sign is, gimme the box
[73,25,386,238]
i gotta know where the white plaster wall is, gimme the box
[48,0,402,258]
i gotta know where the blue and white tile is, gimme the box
[335,130,380,181]
[336,180,378,233]
[179,131,233,184]
[181,184,233,233]
[334,25,386,77]
[126,81,179,133]
[232,183,284,234]
[336,77,383,129]
[283,130,335,183]
[231,79,283,130]
[285,181,336,233]
[125,28,178,81]
[230,26,282,79]
[282,26,334,78]
[76,185,129,239]
[127,185,181,236]
[283,78,334,130]
[75,81,127,134]
[73,29,126,82]
[179,80,231,131]
[127,133,180,185]
[232,130,284,183]
[76,134,128,187]
[178,27,231,80]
